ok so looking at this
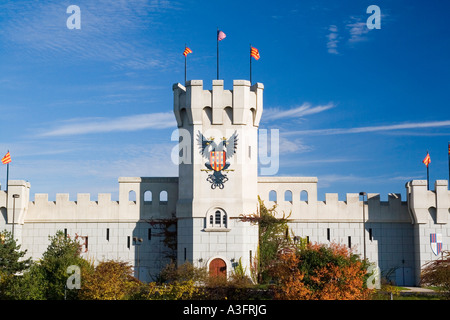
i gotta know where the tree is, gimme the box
[420,251,450,298]
[0,264,46,300]
[36,230,92,300]
[0,230,31,275]
[79,260,139,300]
[0,230,35,299]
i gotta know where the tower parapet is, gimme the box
[173,80,264,127]
[406,180,449,224]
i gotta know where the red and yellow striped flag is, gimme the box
[422,152,431,167]
[1,151,11,164]
[183,47,192,57]
[250,46,260,60]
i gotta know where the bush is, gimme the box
[79,260,139,300]
[271,242,372,300]
[420,251,450,298]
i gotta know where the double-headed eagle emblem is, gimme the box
[197,130,238,189]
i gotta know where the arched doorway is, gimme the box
[209,258,227,278]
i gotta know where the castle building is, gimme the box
[0,79,448,286]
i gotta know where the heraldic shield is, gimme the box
[430,233,443,256]
[197,130,238,189]
[210,151,226,172]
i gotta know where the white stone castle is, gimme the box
[0,79,448,286]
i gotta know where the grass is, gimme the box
[371,285,446,300]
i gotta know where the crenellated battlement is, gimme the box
[406,179,450,224]
[173,79,264,127]
[0,177,179,224]
[258,177,411,223]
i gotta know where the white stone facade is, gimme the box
[0,80,449,286]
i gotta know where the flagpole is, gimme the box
[5,161,9,218]
[249,44,252,84]
[184,43,187,84]
[6,163,8,194]
[217,28,219,80]
[448,141,450,190]
[427,163,430,190]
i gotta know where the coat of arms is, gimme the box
[430,233,443,256]
[197,130,238,189]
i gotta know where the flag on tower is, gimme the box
[183,46,193,83]
[423,152,431,167]
[1,151,11,164]
[2,151,11,193]
[183,47,192,57]
[249,45,260,84]
[250,46,260,60]
[217,30,226,41]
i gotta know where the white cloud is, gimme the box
[283,120,450,136]
[15,143,178,200]
[40,112,176,137]
[346,18,370,43]
[264,102,335,121]
[0,1,177,69]
[279,137,312,154]
[326,25,339,54]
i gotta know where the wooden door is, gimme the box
[209,258,227,277]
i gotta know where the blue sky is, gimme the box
[0,0,449,201]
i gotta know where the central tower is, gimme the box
[173,79,264,277]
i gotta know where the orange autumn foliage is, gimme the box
[272,251,312,300]
[273,242,371,300]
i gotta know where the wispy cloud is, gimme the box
[279,137,313,154]
[283,120,450,136]
[280,157,361,168]
[16,143,178,200]
[0,1,178,69]
[346,18,370,43]
[326,13,383,54]
[326,25,339,54]
[39,113,176,137]
[264,102,335,121]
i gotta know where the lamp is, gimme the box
[359,192,367,261]
[12,194,20,240]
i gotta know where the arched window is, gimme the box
[144,190,152,204]
[300,190,308,202]
[215,210,221,225]
[284,190,292,202]
[203,107,212,123]
[224,107,233,124]
[428,207,437,224]
[159,190,168,205]
[207,209,227,229]
[128,190,136,202]
[269,190,277,202]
